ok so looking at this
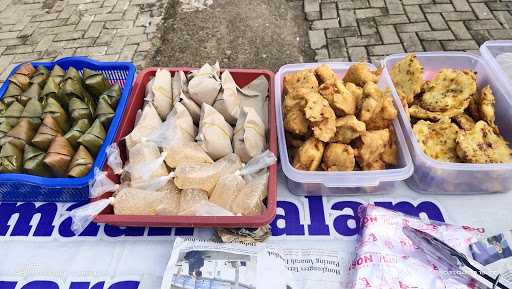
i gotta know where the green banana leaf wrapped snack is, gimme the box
[3,83,23,105]
[42,97,69,131]
[0,142,23,173]
[44,135,75,177]
[41,77,60,104]
[9,74,30,92]
[69,98,93,121]
[49,65,65,84]
[4,119,36,149]
[77,119,105,156]
[16,63,36,78]
[0,122,12,144]
[21,98,43,126]
[1,101,24,127]
[32,116,63,150]
[99,83,121,108]
[19,83,41,105]
[67,145,93,177]
[30,66,50,87]
[83,68,110,97]
[95,97,114,127]
[63,67,82,82]
[64,119,90,148]
[23,144,51,177]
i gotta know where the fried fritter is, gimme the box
[365,89,397,130]
[318,83,357,116]
[346,82,363,108]
[413,118,460,162]
[304,91,337,142]
[283,88,309,114]
[283,69,319,94]
[359,82,384,122]
[293,137,325,170]
[452,114,476,131]
[332,115,366,144]
[456,121,512,164]
[321,143,355,171]
[381,127,398,166]
[468,93,481,121]
[390,54,424,105]
[284,109,310,135]
[286,132,305,148]
[409,103,467,121]
[354,129,390,170]
[343,63,381,87]
[479,85,498,133]
[421,69,476,112]
[315,64,339,84]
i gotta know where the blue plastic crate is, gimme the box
[0,56,136,202]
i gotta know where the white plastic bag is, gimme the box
[179,200,235,216]
[213,70,240,125]
[89,168,119,198]
[239,150,276,176]
[233,106,266,163]
[106,143,123,175]
[70,197,114,235]
[196,103,233,160]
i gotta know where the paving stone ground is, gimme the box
[304,0,512,63]
[0,0,167,82]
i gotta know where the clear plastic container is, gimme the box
[382,52,512,194]
[275,62,413,196]
[480,40,512,101]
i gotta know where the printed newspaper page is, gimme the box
[469,230,512,286]
[160,238,344,289]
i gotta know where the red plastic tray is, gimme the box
[94,67,277,228]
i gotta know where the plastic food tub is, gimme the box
[480,40,512,101]
[382,52,512,194]
[275,62,413,196]
[0,56,136,202]
[94,67,277,228]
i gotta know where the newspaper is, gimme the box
[469,230,512,285]
[160,238,344,289]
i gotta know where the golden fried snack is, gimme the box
[409,104,466,120]
[304,91,336,142]
[362,159,386,170]
[456,121,512,164]
[413,119,460,162]
[452,114,476,131]
[479,85,498,133]
[359,82,384,122]
[318,83,357,116]
[343,63,381,88]
[283,88,309,114]
[286,132,305,148]
[346,82,363,107]
[283,69,319,94]
[332,115,366,144]
[315,64,339,84]
[292,137,325,170]
[468,93,481,121]
[321,143,355,171]
[390,54,424,105]
[354,129,390,170]
[381,127,398,166]
[421,69,476,112]
[365,89,397,130]
[284,108,309,135]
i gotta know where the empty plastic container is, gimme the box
[481,40,512,101]
[275,62,413,196]
[382,52,512,194]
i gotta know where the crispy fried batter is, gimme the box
[284,109,310,135]
[354,129,390,170]
[319,83,357,116]
[283,69,319,94]
[343,63,382,87]
[321,143,355,171]
[409,103,467,120]
[346,82,363,108]
[293,137,325,170]
[332,115,366,144]
[456,121,512,164]
[315,64,339,84]
[421,69,476,112]
[479,85,498,133]
[304,91,337,142]
[286,132,305,148]
[468,93,481,121]
[365,89,397,130]
[390,54,424,105]
[413,118,461,162]
[381,127,398,166]
[359,82,384,122]
[452,114,476,131]
[283,88,309,114]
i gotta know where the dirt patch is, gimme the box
[42,0,58,9]
[150,0,313,71]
